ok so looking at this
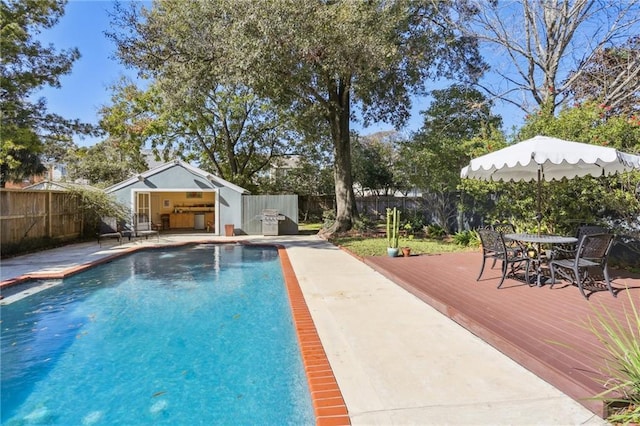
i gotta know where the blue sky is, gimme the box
[35,1,137,147]
[37,1,524,147]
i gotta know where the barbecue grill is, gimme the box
[259,209,285,236]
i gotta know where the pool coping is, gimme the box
[1,241,350,425]
[276,245,351,426]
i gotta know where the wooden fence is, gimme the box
[1,189,84,249]
[299,195,439,222]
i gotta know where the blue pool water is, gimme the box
[1,244,314,425]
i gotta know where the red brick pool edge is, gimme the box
[277,246,351,426]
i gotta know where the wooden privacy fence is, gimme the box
[356,196,429,220]
[298,195,433,222]
[1,189,84,248]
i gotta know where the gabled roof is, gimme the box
[104,159,250,194]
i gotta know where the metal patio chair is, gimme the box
[549,224,609,262]
[477,228,531,288]
[491,222,516,234]
[576,225,608,241]
[549,233,616,299]
[492,221,526,262]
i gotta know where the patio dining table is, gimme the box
[504,233,578,287]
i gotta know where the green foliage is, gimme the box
[386,207,401,249]
[587,291,640,424]
[453,230,479,247]
[402,221,414,235]
[423,223,446,239]
[322,209,336,230]
[99,79,295,190]
[519,102,640,154]
[257,150,334,196]
[64,139,148,187]
[68,187,131,236]
[352,216,376,233]
[0,138,46,185]
[404,87,504,231]
[351,132,396,195]
[0,0,94,187]
[402,215,425,235]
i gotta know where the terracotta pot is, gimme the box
[401,247,411,257]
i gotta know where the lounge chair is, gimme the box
[98,217,122,246]
[135,220,160,241]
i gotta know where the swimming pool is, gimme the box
[1,244,314,424]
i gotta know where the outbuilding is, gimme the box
[105,160,249,236]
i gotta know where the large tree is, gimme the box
[351,132,396,196]
[109,0,484,233]
[461,0,640,117]
[565,36,640,117]
[64,138,148,187]
[0,0,93,187]
[403,85,502,231]
[99,79,294,191]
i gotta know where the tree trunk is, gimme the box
[324,77,357,235]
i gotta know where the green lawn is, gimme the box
[298,222,323,235]
[298,222,478,257]
[328,235,477,257]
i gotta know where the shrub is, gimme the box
[587,291,640,424]
[353,216,376,232]
[424,223,446,239]
[322,209,335,229]
[403,214,425,234]
[453,230,479,247]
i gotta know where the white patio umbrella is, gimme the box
[460,135,640,233]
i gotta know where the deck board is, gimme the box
[363,251,640,418]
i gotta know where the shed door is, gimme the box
[136,192,151,230]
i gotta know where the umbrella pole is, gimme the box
[537,168,542,236]
[535,167,543,286]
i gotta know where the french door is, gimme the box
[136,192,151,230]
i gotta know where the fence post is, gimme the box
[47,190,52,237]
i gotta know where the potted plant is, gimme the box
[386,207,400,257]
[401,223,413,257]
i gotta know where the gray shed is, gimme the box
[105,160,249,236]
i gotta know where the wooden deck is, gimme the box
[363,250,640,418]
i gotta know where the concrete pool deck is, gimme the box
[1,234,606,425]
